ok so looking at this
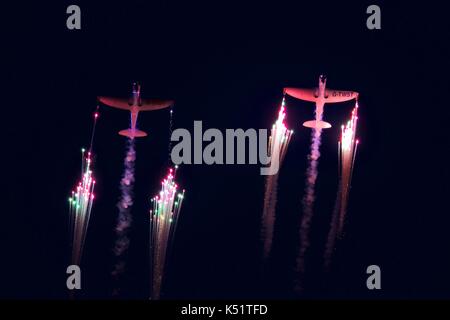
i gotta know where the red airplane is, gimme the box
[98,83,173,138]
[284,75,358,129]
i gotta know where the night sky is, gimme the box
[3,2,449,299]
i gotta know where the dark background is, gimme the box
[3,1,449,299]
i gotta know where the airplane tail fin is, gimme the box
[303,120,332,129]
[119,129,147,138]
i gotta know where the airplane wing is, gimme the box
[284,88,318,103]
[98,97,132,110]
[324,90,359,103]
[139,99,174,111]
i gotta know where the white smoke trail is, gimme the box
[295,110,323,291]
[261,173,279,261]
[323,185,341,271]
[112,138,136,279]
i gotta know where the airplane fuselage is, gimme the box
[129,83,142,131]
[314,75,327,118]
[130,109,139,131]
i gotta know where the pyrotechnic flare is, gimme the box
[261,97,293,261]
[149,167,185,300]
[324,103,359,270]
[337,104,359,236]
[69,150,96,266]
[112,138,136,278]
[68,110,99,267]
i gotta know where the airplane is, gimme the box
[98,83,173,138]
[284,75,358,129]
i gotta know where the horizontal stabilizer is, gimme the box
[119,129,147,138]
[303,120,332,129]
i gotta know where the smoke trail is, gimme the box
[261,101,292,262]
[261,175,278,261]
[295,109,323,291]
[324,185,341,271]
[338,140,359,237]
[112,138,136,280]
